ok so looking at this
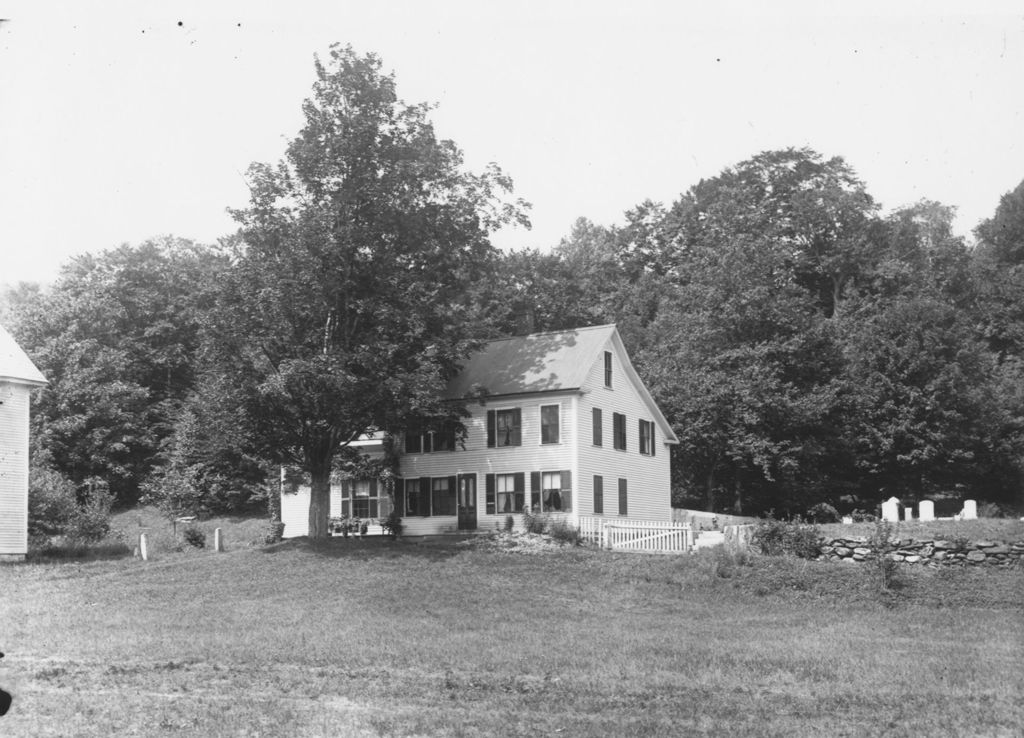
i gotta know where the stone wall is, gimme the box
[819,537,1024,567]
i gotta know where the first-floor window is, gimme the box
[496,473,524,513]
[593,475,604,514]
[544,471,571,512]
[432,476,456,516]
[618,478,628,516]
[405,478,430,517]
[531,470,573,512]
[352,479,379,518]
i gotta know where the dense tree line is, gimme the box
[3,48,1022,536]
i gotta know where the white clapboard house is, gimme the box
[281,324,678,537]
[0,323,47,560]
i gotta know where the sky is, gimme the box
[1,1,1023,287]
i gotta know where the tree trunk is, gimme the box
[308,462,332,540]
[705,465,716,512]
[733,472,743,515]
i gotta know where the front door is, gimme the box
[457,474,477,531]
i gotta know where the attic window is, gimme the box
[604,351,612,387]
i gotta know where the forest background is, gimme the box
[2,47,1023,538]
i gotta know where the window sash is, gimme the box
[639,419,655,456]
[540,405,560,444]
[613,412,626,451]
[495,473,524,513]
[492,408,522,447]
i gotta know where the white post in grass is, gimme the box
[919,500,935,522]
[214,527,223,552]
[139,533,148,561]
[962,499,977,520]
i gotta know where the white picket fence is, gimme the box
[578,516,693,554]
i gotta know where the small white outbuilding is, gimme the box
[0,323,46,560]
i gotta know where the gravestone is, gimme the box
[214,527,224,552]
[962,499,977,520]
[841,516,853,525]
[904,506,914,521]
[919,500,935,522]
[881,497,901,523]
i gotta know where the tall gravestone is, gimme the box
[962,499,977,520]
[918,500,935,522]
[881,497,901,523]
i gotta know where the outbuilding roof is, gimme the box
[0,323,47,386]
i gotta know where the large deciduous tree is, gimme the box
[216,45,528,538]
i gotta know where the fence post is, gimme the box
[214,527,224,552]
[139,533,148,561]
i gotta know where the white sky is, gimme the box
[1,1,1022,286]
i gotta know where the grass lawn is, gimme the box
[1,515,1022,737]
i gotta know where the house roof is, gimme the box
[445,324,618,398]
[446,324,678,444]
[0,323,47,386]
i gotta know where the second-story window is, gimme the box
[487,408,522,447]
[639,419,655,456]
[540,404,560,444]
[613,412,626,451]
[604,351,613,387]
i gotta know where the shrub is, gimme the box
[547,518,580,546]
[806,502,840,524]
[851,508,877,523]
[976,501,1008,518]
[866,520,901,595]
[28,465,78,538]
[522,508,547,535]
[380,510,404,538]
[67,482,114,542]
[182,525,206,549]
[503,515,515,533]
[752,518,822,559]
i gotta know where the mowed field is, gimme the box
[1,517,1022,737]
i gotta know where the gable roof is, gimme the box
[445,324,617,399]
[446,324,678,444]
[0,323,47,386]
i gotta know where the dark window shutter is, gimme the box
[651,423,656,456]
[593,475,603,514]
[560,470,572,513]
[618,478,628,516]
[638,418,644,454]
[593,408,602,446]
[512,408,522,446]
[530,471,541,512]
[421,477,432,517]
[604,351,612,387]
[487,410,496,448]
[514,472,525,512]
[486,474,495,515]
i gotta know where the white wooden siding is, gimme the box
[0,382,30,555]
[400,391,578,533]
[576,340,672,522]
